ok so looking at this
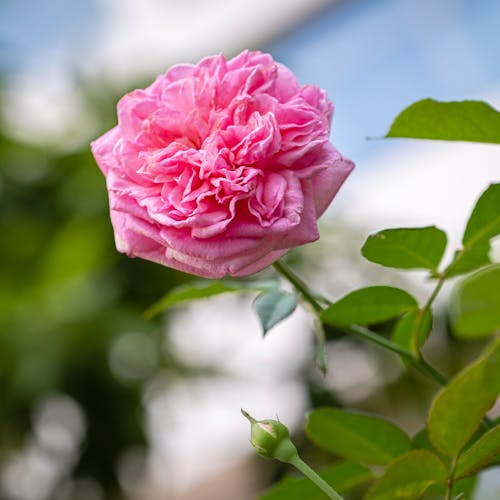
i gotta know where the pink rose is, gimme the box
[91,50,353,278]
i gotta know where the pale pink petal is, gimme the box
[312,151,355,217]
[91,127,121,175]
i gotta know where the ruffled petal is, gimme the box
[91,50,354,278]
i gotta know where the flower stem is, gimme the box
[424,274,446,310]
[273,261,322,313]
[273,261,328,372]
[417,357,448,386]
[273,259,448,387]
[346,324,447,386]
[347,324,414,359]
[288,455,344,500]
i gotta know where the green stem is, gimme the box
[273,261,327,372]
[421,274,494,428]
[313,318,328,375]
[424,274,446,310]
[288,454,343,500]
[417,357,448,386]
[445,455,458,500]
[273,261,322,313]
[273,260,493,431]
[405,274,445,354]
[347,324,414,359]
[273,260,448,387]
[347,324,447,386]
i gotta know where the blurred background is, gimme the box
[1,0,499,498]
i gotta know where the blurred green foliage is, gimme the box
[0,100,193,497]
[2,84,499,500]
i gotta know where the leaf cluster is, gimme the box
[147,99,500,499]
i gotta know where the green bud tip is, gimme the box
[241,408,257,424]
[241,409,298,463]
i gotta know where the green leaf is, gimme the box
[365,450,447,500]
[253,289,297,335]
[484,342,500,395]
[444,242,491,278]
[361,226,447,272]
[462,183,500,247]
[320,286,417,326]
[455,425,500,479]
[305,408,411,465]
[385,99,500,144]
[445,183,500,278]
[428,341,499,457]
[144,279,274,318]
[451,265,500,338]
[411,427,450,467]
[392,309,432,354]
[259,461,372,500]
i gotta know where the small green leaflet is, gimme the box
[411,427,450,467]
[144,279,275,318]
[445,183,500,277]
[444,243,491,278]
[455,425,500,479]
[462,183,500,247]
[451,265,500,338]
[259,461,372,500]
[320,286,417,326]
[361,226,447,272]
[409,436,481,498]
[253,289,297,336]
[365,450,447,500]
[427,340,499,457]
[385,99,500,144]
[305,408,411,465]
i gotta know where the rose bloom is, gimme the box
[91,50,353,278]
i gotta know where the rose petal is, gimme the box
[91,50,354,278]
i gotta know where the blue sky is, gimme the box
[2,0,499,164]
[266,0,500,163]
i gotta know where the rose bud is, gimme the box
[242,409,344,499]
[91,50,353,278]
[241,409,298,463]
